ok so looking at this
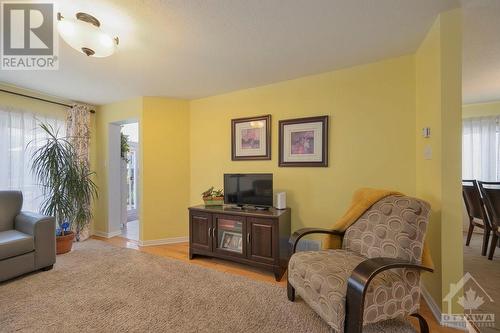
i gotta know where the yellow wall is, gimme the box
[415,9,463,312]
[93,96,190,242]
[0,83,68,119]
[463,100,500,118]
[190,55,417,232]
[141,97,190,240]
[440,9,463,315]
[94,97,142,234]
[415,16,443,309]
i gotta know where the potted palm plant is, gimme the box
[31,123,98,254]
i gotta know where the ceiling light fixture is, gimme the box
[57,12,119,57]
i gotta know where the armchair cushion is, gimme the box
[0,230,34,260]
[288,249,420,333]
[342,195,430,264]
[0,191,23,232]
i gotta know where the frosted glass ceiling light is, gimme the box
[57,12,119,57]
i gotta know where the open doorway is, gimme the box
[460,2,500,331]
[120,122,139,241]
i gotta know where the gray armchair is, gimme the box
[0,191,56,282]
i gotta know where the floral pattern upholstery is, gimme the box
[288,195,430,332]
[66,104,92,240]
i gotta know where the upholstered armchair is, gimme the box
[287,195,432,333]
[0,191,56,282]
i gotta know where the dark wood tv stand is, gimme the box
[188,205,291,281]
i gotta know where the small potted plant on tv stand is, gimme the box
[202,187,224,206]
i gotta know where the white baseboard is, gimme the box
[420,284,443,324]
[138,236,188,246]
[420,284,471,331]
[92,231,188,246]
[93,230,122,238]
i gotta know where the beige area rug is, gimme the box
[463,233,500,333]
[0,239,417,333]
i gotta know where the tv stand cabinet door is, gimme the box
[213,214,247,258]
[247,218,277,264]
[189,211,212,252]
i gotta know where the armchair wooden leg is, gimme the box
[345,293,363,333]
[411,313,429,333]
[466,223,474,246]
[287,280,295,302]
[482,230,491,256]
[287,269,295,301]
[488,234,498,260]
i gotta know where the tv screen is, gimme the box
[224,174,273,207]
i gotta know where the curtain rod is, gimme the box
[0,88,96,113]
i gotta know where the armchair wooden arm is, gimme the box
[289,228,344,254]
[345,257,433,333]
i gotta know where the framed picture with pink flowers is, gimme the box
[279,115,328,167]
[231,115,271,160]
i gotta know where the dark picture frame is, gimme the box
[279,115,329,167]
[219,231,243,253]
[231,114,271,160]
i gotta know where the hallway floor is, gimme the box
[120,220,139,241]
[463,232,500,332]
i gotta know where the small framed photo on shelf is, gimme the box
[231,115,271,160]
[279,115,329,167]
[220,231,243,253]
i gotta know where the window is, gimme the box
[462,116,500,181]
[0,107,66,212]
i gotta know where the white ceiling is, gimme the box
[462,0,500,104]
[0,0,472,105]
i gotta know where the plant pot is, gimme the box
[56,231,75,254]
[203,196,224,206]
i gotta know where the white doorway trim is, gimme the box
[107,119,141,240]
[107,123,122,236]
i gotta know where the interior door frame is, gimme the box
[106,119,140,239]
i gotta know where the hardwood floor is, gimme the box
[93,236,470,333]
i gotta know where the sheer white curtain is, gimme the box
[462,116,500,181]
[0,106,66,212]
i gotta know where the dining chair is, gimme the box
[478,181,500,260]
[462,180,491,256]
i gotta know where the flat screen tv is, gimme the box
[224,173,273,208]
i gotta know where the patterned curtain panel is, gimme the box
[66,104,92,240]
